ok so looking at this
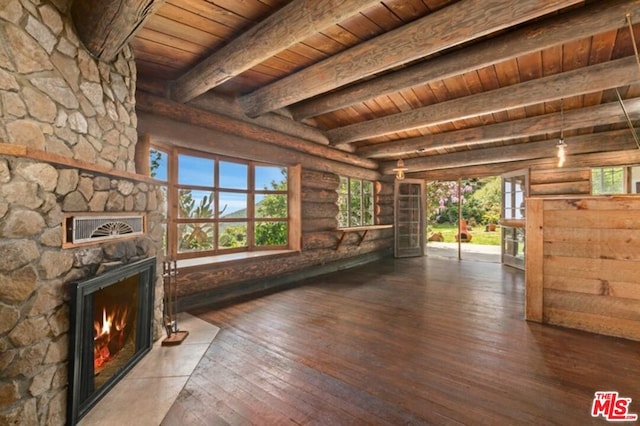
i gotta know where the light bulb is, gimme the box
[557,138,566,168]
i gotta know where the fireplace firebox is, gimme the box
[67,257,156,425]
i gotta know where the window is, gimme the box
[337,176,375,228]
[150,146,296,260]
[149,147,169,256]
[592,167,625,195]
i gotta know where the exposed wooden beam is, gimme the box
[358,98,640,159]
[291,0,640,120]
[329,57,640,145]
[170,0,382,103]
[71,0,166,62]
[379,130,638,174]
[412,148,640,181]
[137,112,380,180]
[135,91,378,170]
[239,0,581,117]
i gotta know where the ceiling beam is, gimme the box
[136,91,378,170]
[291,0,640,120]
[379,130,638,174]
[239,0,581,117]
[71,0,166,62]
[358,98,640,159]
[170,0,382,103]
[329,56,640,145]
[411,149,640,182]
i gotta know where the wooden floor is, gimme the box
[163,256,640,425]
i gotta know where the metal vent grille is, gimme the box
[70,215,145,244]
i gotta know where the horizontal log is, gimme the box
[530,181,591,196]
[302,188,338,203]
[71,0,166,62]
[544,227,640,244]
[358,97,640,159]
[302,218,337,233]
[136,92,379,171]
[302,202,339,219]
[302,170,340,190]
[171,0,382,102]
[188,93,334,148]
[291,0,640,119]
[530,168,591,185]
[331,56,640,144]
[137,111,380,181]
[303,232,340,250]
[380,129,638,174]
[411,148,640,181]
[240,0,581,117]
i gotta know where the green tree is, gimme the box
[255,174,288,246]
[178,191,214,251]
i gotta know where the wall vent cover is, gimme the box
[64,214,145,246]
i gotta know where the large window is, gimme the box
[150,147,294,260]
[337,176,375,228]
[592,167,625,195]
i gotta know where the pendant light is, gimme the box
[557,99,567,168]
[393,159,408,180]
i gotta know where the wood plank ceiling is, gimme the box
[131,0,640,179]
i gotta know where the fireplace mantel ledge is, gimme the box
[0,142,163,185]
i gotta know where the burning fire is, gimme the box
[94,305,129,370]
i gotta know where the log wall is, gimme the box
[137,111,394,305]
[529,168,591,196]
[525,196,640,341]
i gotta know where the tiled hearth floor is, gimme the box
[79,313,220,426]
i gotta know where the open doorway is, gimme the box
[425,177,501,263]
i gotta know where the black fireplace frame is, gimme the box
[67,257,156,425]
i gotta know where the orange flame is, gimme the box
[94,305,130,371]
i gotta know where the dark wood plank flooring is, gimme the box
[163,256,640,425]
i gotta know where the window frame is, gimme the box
[150,144,297,261]
[337,176,376,228]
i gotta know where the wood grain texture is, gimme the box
[292,0,640,119]
[240,0,582,117]
[525,198,544,322]
[329,57,640,144]
[162,256,640,425]
[358,98,640,158]
[71,0,167,61]
[171,0,382,102]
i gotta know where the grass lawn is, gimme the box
[428,223,501,245]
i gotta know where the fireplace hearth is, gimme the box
[67,257,156,425]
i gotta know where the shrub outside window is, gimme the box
[337,176,375,228]
[592,167,625,195]
[151,147,290,259]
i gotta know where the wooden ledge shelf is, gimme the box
[334,224,393,250]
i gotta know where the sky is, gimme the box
[151,151,286,215]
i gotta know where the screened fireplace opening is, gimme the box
[68,257,156,425]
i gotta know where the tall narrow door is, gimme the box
[395,179,425,258]
[501,169,528,270]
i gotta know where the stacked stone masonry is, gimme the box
[0,0,164,424]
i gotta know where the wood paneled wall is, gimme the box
[525,196,640,341]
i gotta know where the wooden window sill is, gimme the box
[177,249,297,271]
[334,224,393,250]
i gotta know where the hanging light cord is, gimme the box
[627,13,640,75]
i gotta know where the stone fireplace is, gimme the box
[0,1,165,424]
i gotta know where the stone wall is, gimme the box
[0,0,164,424]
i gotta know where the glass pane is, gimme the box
[178,190,214,219]
[218,222,247,249]
[218,192,247,218]
[255,194,287,218]
[363,181,374,225]
[178,155,214,186]
[349,179,362,227]
[256,166,287,190]
[178,223,214,253]
[149,149,168,181]
[255,221,288,246]
[337,192,348,228]
[338,176,348,195]
[219,161,247,189]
